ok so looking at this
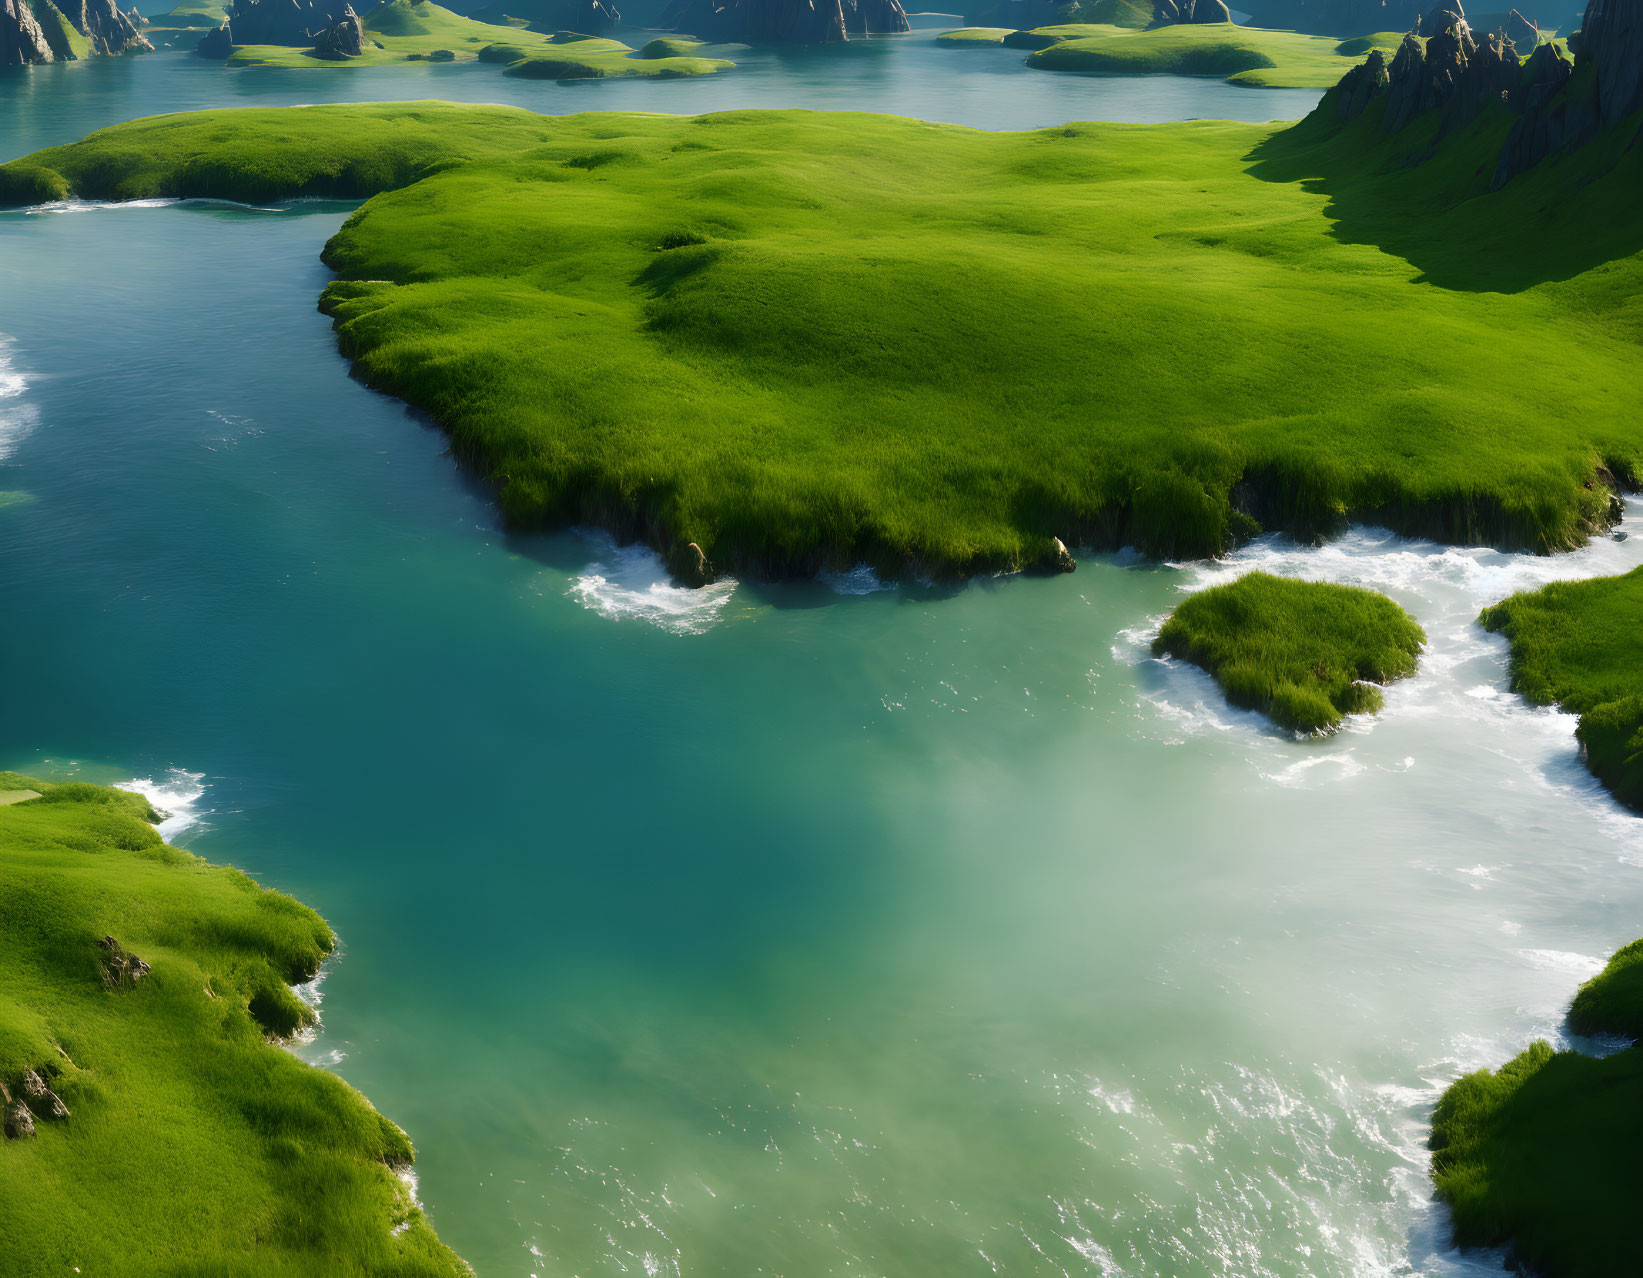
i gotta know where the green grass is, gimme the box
[1151,572,1425,731]
[223,0,731,73]
[936,26,1014,44]
[2,102,1640,582]
[27,0,96,58]
[0,772,468,1276]
[1020,22,1406,87]
[1479,566,1643,811]
[1430,1040,1643,1277]
[156,0,230,27]
[1569,937,1643,1038]
[1430,929,1643,1277]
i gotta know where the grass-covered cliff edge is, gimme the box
[1479,566,1643,811]
[0,771,469,1277]
[2,99,1639,584]
[1153,572,1425,732]
[1430,936,1643,1277]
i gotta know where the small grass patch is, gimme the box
[1020,22,1401,87]
[0,772,468,1275]
[936,26,1014,44]
[1152,572,1425,732]
[1431,931,1643,1278]
[1479,566,1643,811]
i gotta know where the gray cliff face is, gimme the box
[661,0,908,43]
[2,0,55,64]
[205,0,352,46]
[1150,0,1231,24]
[311,2,363,56]
[1583,0,1643,124]
[196,17,232,52]
[1326,0,1643,186]
[52,0,153,52]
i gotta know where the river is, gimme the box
[2,38,1639,1278]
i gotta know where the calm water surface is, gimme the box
[2,44,1640,1278]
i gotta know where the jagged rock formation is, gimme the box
[3,0,55,63]
[660,0,908,42]
[843,0,908,32]
[4,0,149,63]
[60,0,152,50]
[201,0,352,46]
[2,1066,70,1138]
[311,2,363,54]
[1150,0,1230,23]
[1328,0,1643,187]
[197,17,232,51]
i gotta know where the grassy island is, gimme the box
[1152,572,1425,732]
[2,102,1639,584]
[220,0,733,74]
[1016,23,1406,87]
[1479,567,1643,811]
[1430,935,1643,1277]
[0,771,468,1276]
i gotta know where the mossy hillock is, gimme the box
[1152,572,1425,732]
[0,770,469,1275]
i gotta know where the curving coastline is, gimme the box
[0,769,470,1275]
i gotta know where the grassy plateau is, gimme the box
[1479,566,1643,811]
[223,0,733,75]
[1015,23,1407,87]
[1152,572,1425,732]
[1430,935,1643,1277]
[0,772,467,1276]
[1,100,1639,583]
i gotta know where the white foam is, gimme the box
[0,335,37,463]
[25,197,183,214]
[818,564,892,596]
[567,533,737,636]
[116,767,208,842]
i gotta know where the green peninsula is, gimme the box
[1479,566,1643,811]
[1,100,1638,583]
[1152,573,1425,732]
[0,771,467,1276]
[1015,23,1406,87]
[1431,936,1643,1277]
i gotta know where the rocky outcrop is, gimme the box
[197,18,232,52]
[21,1069,70,1121]
[1582,0,1643,125]
[1337,46,1389,118]
[4,1100,34,1140]
[1328,0,1643,188]
[842,0,908,33]
[2,0,55,63]
[73,0,152,51]
[98,935,151,988]
[1150,0,1229,23]
[207,0,351,46]
[311,2,362,56]
[661,0,907,42]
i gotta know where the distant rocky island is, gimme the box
[657,0,910,43]
[3,0,150,64]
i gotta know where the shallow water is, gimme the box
[0,38,1321,158]
[2,43,1640,1278]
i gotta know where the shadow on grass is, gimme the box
[1244,96,1643,293]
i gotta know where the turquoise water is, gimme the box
[4,46,1643,1278]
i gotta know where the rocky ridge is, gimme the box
[3,0,149,64]
[1328,0,1643,185]
[1149,0,1232,26]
